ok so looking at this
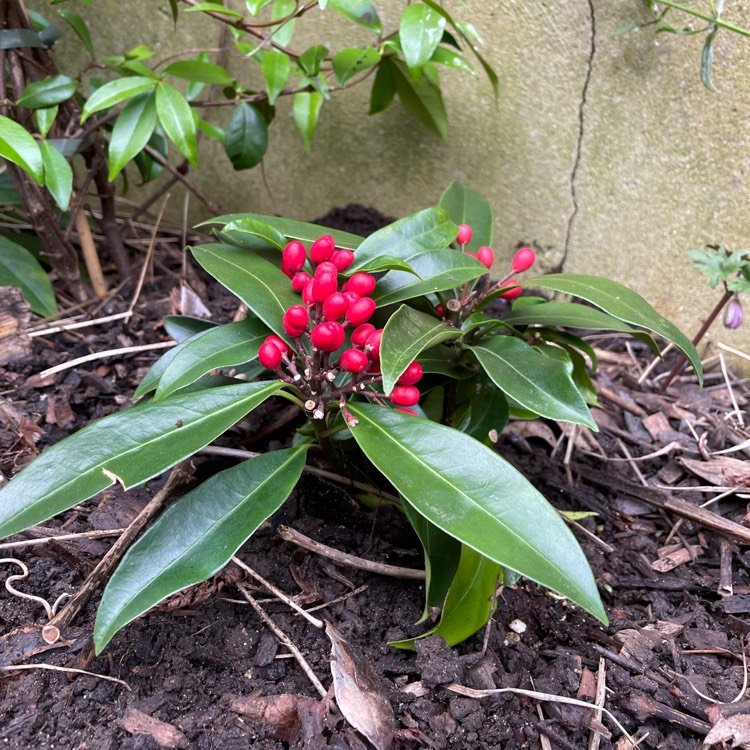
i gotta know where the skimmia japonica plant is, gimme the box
[0,182,702,653]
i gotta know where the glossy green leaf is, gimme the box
[0,174,23,207]
[82,76,156,121]
[293,91,323,152]
[198,213,363,250]
[348,404,607,624]
[94,447,307,653]
[56,3,91,38]
[196,116,225,142]
[524,274,702,384]
[439,180,492,252]
[348,207,456,272]
[0,381,284,540]
[299,45,328,77]
[261,50,291,105]
[328,0,381,31]
[700,24,719,92]
[332,46,381,86]
[162,60,235,85]
[0,28,46,49]
[399,4,446,76]
[132,128,167,183]
[454,378,509,443]
[469,336,596,429]
[219,217,287,251]
[40,140,72,211]
[271,0,296,46]
[108,92,157,181]
[369,57,396,115]
[417,344,476,379]
[381,305,461,394]
[373,248,487,308]
[538,329,598,371]
[402,499,461,623]
[191,244,299,338]
[392,545,499,648]
[430,47,474,75]
[224,102,268,170]
[155,319,269,400]
[163,315,217,342]
[392,59,448,140]
[155,81,198,167]
[17,75,77,109]
[184,2,243,19]
[503,301,639,333]
[34,106,58,138]
[246,0,274,14]
[0,234,56,315]
[0,115,43,184]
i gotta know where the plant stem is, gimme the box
[655,0,750,37]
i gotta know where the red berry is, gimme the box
[512,247,536,273]
[284,304,309,330]
[434,304,445,317]
[258,341,282,369]
[282,241,306,272]
[477,246,495,269]
[346,297,376,326]
[351,323,375,347]
[291,271,312,293]
[283,317,305,337]
[331,249,354,271]
[315,261,338,278]
[390,385,420,407]
[322,292,350,321]
[344,291,360,305]
[312,272,338,303]
[311,321,345,352]
[395,407,418,416]
[339,348,368,373]
[364,329,383,361]
[456,224,472,245]
[310,235,335,264]
[367,361,381,374]
[265,334,290,355]
[500,280,522,300]
[344,273,376,297]
[398,361,423,386]
[302,280,315,306]
[280,260,294,279]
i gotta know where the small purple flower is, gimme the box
[724,295,743,330]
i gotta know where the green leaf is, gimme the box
[108,92,157,181]
[439,180,493,252]
[454,378,509,443]
[328,0,381,31]
[369,58,396,115]
[34,106,58,138]
[391,59,448,140]
[162,60,235,85]
[293,91,323,152]
[332,46,381,86]
[246,0,274,14]
[417,344,476,379]
[392,545,500,648]
[261,50,291,105]
[198,213,364,250]
[191,244,299,338]
[224,102,268,171]
[0,381,284,540]
[219,217,287,251]
[163,315,217,342]
[155,318,269,400]
[402,499,461,623]
[271,0,296,46]
[40,140,72,211]
[503,301,640,333]
[430,47,475,75]
[155,81,198,167]
[700,24,719,92]
[469,336,596,429]
[0,174,23,207]
[373,249,486,308]
[184,2,244,19]
[17,74,77,109]
[82,76,156,121]
[0,234,56,315]
[132,128,167,183]
[0,115,43,184]
[0,28,46,50]
[381,305,461,394]
[399,4,446,77]
[524,274,703,385]
[348,404,607,624]
[94,447,307,653]
[299,45,328,77]
[348,207,456,271]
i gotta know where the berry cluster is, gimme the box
[258,235,424,425]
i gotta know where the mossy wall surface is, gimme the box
[30,0,750,359]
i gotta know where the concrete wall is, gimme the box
[32,0,750,362]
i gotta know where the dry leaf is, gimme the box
[503,420,558,449]
[703,714,750,748]
[170,283,212,319]
[120,707,188,748]
[326,621,396,750]
[229,692,325,743]
[679,457,750,488]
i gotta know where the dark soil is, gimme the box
[2,206,750,750]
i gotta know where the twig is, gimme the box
[444,683,638,747]
[230,555,323,629]
[719,538,734,596]
[0,528,124,551]
[617,440,649,487]
[588,657,607,750]
[278,526,425,581]
[29,311,132,338]
[42,467,189,644]
[236,583,327,698]
[38,341,175,379]
[74,209,108,297]
[559,513,614,554]
[0,663,130,689]
[305,584,368,613]
[638,342,674,384]
[621,691,710,735]
[719,351,744,428]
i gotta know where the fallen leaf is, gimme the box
[703,714,750,748]
[326,621,396,750]
[120,707,188,748]
[679,457,750,488]
[229,692,325,743]
[171,283,211,319]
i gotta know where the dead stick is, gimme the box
[620,692,711,735]
[42,466,189,644]
[278,525,425,581]
[719,538,734,596]
[74,208,107,298]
